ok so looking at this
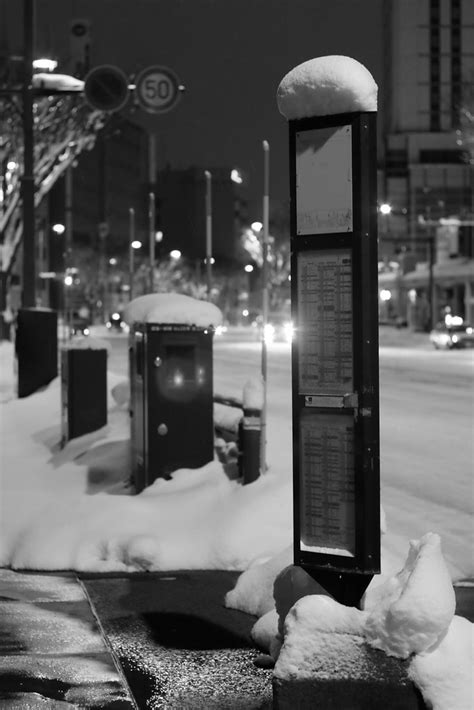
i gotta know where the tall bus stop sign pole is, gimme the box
[288,110,380,607]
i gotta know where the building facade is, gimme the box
[379,0,474,328]
[155,166,248,268]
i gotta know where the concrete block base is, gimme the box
[273,632,426,709]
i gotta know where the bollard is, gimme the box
[61,347,107,446]
[239,406,261,484]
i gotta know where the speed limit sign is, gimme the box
[135,65,182,114]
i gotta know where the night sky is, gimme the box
[5,0,385,218]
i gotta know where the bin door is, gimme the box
[146,333,213,480]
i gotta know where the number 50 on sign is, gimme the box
[135,65,183,114]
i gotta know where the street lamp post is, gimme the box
[261,140,270,476]
[148,191,156,293]
[204,170,212,299]
[129,207,135,301]
[21,0,36,307]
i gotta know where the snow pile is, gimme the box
[61,335,111,352]
[275,595,365,679]
[0,343,291,571]
[364,532,456,657]
[228,534,472,710]
[32,73,84,91]
[277,55,377,120]
[242,377,264,410]
[409,616,473,710]
[123,293,223,328]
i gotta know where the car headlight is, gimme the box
[263,323,275,343]
[283,321,294,342]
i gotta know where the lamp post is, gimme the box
[204,170,212,299]
[261,139,270,476]
[128,207,136,301]
[21,0,36,307]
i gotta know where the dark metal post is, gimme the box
[204,170,212,298]
[129,207,135,301]
[64,166,73,337]
[428,232,435,330]
[261,140,270,475]
[148,133,156,293]
[240,405,262,484]
[21,0,36,307]
[148,192,156,292]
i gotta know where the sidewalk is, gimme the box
[0,569,136,709]
[0,568,273,709]
[0,567,472,709]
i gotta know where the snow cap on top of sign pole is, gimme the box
[276,55,378,120]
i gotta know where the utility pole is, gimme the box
[128,207,135,301]
[21,0,36,307]
[204,170,212,298]
[260,140,270,476]
[148,133,156,293]
[64,166,73,337]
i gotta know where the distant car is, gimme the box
[214,324,228,337]
[429,318,474,350]
[252,312,294,344]
[70,318,90,336]
[106,312,127,332]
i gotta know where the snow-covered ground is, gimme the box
[1,53,472,708]
[0,292,472,708]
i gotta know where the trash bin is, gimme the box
[61,347,107,446]
[129,323,214,492]
[16,308,57,398]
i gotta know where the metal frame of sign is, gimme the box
[289,112,380,603]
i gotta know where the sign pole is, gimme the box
[64,166,73,338]
[148,133,156,293]
[129,207,135,302]
[204,170,212,299]
[260,140,270,475]
[21,0,36,308]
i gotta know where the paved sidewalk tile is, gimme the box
[0,569,136,709]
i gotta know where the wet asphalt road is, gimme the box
[80,571,273,710]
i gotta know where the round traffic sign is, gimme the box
[84,65,129,112]
[135,65,182,114]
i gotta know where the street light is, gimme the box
[32,58,58,72]
[379,203,392,215]
[52,223,65,235]
[170,249,181,260]
[231,169,243,184]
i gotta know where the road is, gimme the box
[105,330,473,579]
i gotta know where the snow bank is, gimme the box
[242,377,264,410]
[409,615,473,710]
[123,293,223,328]
[61,335,111,352]
[277,55,377,120]
[364,532,456,658]
[275,595,365,679]
[228,532,471,709]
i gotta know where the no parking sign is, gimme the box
[135,65,183,114]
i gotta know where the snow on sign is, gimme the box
[135,65,182,114]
